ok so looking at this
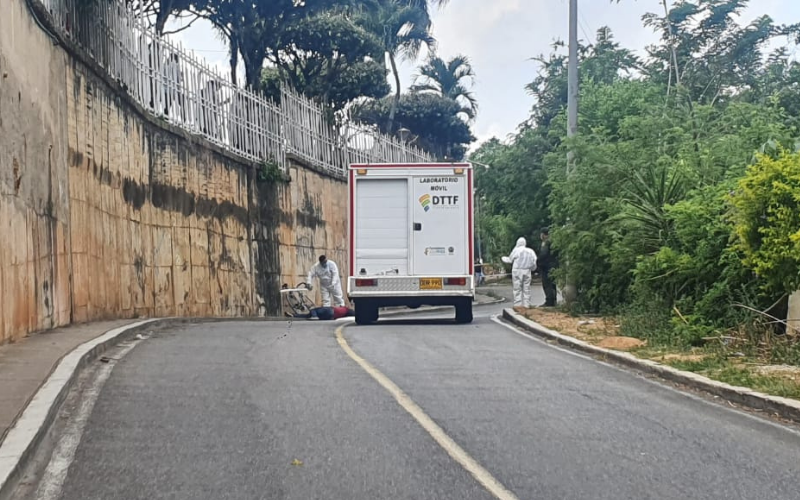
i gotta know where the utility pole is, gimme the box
[563,0,579,304]
[567,0,579,168]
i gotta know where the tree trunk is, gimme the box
[229,37,239,87]
[155,0,174,36]
[660,0,701,156]
[322,56,343,109]
[244,53,261,90]
[662,0,681,90]
[387,51,401,134]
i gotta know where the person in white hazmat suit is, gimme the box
[306,255,345,307]
[502,237,538,308]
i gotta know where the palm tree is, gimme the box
[412,54,478,120]
[358,0,439,133]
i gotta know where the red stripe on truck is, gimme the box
[349,169,355,277]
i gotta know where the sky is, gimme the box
[168,0,800,147]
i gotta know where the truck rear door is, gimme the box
[412,175,468,276]
[354,178,410,276]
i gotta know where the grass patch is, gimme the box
[634,345,705,361]
[516,305,800,401]
[665,355,728,373]
[663,355,800,399]
[715,367,800,399]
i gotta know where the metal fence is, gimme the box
[32,0,432,177]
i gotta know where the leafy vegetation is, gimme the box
[665,357,800,400]
[731,151,800,296]
[257,10,390,111]
[127,0,474,158]
[351,53,478,160]
[352,89,475,160]
[472,0,800,352]
[412,54,478,121]
[258,160,288,185]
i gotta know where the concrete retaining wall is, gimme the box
[0,0,347,344]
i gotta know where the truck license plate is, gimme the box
[419,278,443,290]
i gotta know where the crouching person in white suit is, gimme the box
[306,255,345,307]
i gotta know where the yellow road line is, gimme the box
[335,325,520,500]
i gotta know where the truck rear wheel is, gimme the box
[455,299,473,324]
[355,300,378,325]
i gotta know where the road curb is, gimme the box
[502,308,800,423]
[0,318,174,498]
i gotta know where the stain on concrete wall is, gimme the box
[0,0,348,344]
[0,0,72,342]
[274,161,348,305]
[65,63,256,323]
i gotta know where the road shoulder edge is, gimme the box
[502,308,800,424]
[0,318,172,498]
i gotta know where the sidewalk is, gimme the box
[0,320,138,443]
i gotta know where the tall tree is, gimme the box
[525,40,570,128]
[171,0,360,89]
[411,54,478,120]
[352,92,474,160]
[357,0,438,133]
[259,10,390,110]
[581,27,640,86]
[525,29,638,128]
[641,0,798,104]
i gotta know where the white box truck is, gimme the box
[347,163,475,325]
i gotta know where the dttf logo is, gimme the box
[419,194,459,211]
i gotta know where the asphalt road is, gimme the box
[24,294,800,500]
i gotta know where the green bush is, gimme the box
[628,181,760,328]
[258,160,287,184]
[731,151,800,295]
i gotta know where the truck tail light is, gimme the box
[445,278,467,286]
[356,279,378,287]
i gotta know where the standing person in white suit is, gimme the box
[502,237,538,308]
[306,255,345,307]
